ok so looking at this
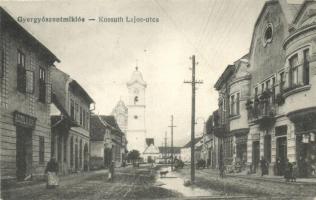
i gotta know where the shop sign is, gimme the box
[13,111,36,129]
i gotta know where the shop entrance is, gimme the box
[16,127,32,181]
[276,137,287,176]
[252,141,260,173]
[83,143,89,171]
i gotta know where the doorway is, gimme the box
[83,143,89,171]
[264,135,271,163]
[252,141,260,173]
[75,143,78,171]
[16,127,32,181]
[276,137,287,176]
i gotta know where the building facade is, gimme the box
[212,0,316,177]
[90,115,127,168]
[50,67,94,174]
[0,7,59,181]
[126,67,147,154]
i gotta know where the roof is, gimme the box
[214,65,235,90]
[69,80,94,104]
[143,144,160,154]
[99,115,121,131]
[292,0,316,24]
[248,0,303,57]
[158,146,181,154]
[182,137,203,148]
[90,115,108,141]
[51,93,77,127]
[127,67,147,87]
[0,7,60,63]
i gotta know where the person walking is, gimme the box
[291,162,298,182]
[284,158,292,182]
[108,161,115,181]
[45,158,59,189]
[260,156,267,176]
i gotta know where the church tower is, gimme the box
[126,67,147,154]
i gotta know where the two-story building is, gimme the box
[50,67,94,174]
[0,7,59,181]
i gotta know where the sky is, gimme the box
[1,0,303,147]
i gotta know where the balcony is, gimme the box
[247,97,276,129]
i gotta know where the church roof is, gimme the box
[127,67,147,87]
[111,99,128,114]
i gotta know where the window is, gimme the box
[230,95,235,116]
[82,110,86,128]
[0,48,4,78]
[272,77,276,102]
[266,80,270,90]
[236,93,240,115]
[280,72,285,92]
[70,99,75,120]
[255,87,258,97]
[39,136,45,164]
[79,106,83,125]
[263,24,273,46]
[39,67,46,103]
[261,83,265,93]
[17,50,25,67]
[134,96,138,104]
[303,49,310,85]
[75,103,79,121]
[17,50,26,93]
[289,54,299,86]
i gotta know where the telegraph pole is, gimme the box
[168,115,176,170]
[184,55,203,183]
[164,131,167,164]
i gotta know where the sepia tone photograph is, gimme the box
[0,0,316,199]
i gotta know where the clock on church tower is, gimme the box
[126,67,147,155]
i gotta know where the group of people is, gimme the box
[261,157,298,182]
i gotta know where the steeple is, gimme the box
[127,67,147,87]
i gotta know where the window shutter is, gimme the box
[26,70,34,94]
[46,83,52,104]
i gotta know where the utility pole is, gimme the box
[168,115,176,171]
[164,131,167,164]
[184,55,203,183]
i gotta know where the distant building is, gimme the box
[0,7,59,181]
[111,99,128,134]
[50,67,94,174]
[158,146,181,163]
[90,115,127,168]
[180,137,203,163]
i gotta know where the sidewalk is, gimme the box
[199,168,316,185]
[1,169,108,191]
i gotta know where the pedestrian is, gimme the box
[108,161,115,181]
[276,157,281,175]
[45,157,59,189]
[260,156,267,176]
[291,162,298,182]
[284,158,292,182]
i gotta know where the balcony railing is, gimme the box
[246,96,276,127]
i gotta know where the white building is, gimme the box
[126,67,147,155]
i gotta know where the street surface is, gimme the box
[2,165,316,200]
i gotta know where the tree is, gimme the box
[127,150,140,165]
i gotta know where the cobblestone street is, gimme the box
[177,166,316,199]
[1,166,181,200]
